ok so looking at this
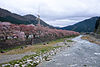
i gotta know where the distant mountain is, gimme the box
[61,17,99,32]
[0,8,54,28]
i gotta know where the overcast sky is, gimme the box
[0,0,100,27]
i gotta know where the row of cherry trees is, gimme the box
[0,22,80,44]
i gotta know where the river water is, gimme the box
[37,35,100,67]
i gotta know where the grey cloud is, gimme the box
[0,0,100,27]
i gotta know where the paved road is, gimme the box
[37,35,100,67]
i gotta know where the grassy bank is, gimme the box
[0,35,77,67]
[81,35,100,45]
[0,35,77,55]
[0,45,62,66]
[0,36,67,55]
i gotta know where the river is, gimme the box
[37,35,100,67]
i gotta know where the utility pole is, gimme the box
[37,14,40,25]
[37,6,40,26]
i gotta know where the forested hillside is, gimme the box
[61,17,99,32]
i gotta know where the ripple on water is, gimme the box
[64,54,70,56]
[94,53,100,55]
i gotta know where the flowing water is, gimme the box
[37,35,100,67]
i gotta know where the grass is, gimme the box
[0,46,23,52]
[0,35,77,55]
[67,40,73,42]
[0,37,65,55]
[0,35,77,67]
[81,36,95,42]
[81,36,90,40]
[81,36,100,45]
[0,45,62,67]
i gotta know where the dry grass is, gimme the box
[0,38,65,55]
[2,45,51,55]
[81,36,95,43]
[81,36,90,40]
[81,36,100,45]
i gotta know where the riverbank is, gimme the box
[81,35,100,45]
[0,37,76,67]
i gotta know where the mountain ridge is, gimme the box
[0,8,54,28]
[61,17,99,32]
